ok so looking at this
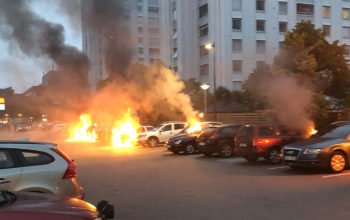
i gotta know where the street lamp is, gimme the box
[200,83,210,115]
[205,42,217,121]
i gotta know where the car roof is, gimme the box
[0,140,57,149]
[218,123,242,128]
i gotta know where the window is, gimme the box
[219,126,239,135]
[279,22,287,33]
[232,18,242,31]
[258,126,277,136]
[279,2,288,15]
[322,6,331,18]
[138,37,144,44]
[256,20,265,32]
[138,27,143,33]
[323,25,331,36]
[199,4,208,18]
[232,0,242,10]
[232,60,242,72]
[0,150,14,169]
[148,7,159,14]
[149,27,159,34]
[199,24,209,37]
[19,151,54,166]
[256,0,265,12]
[149,48,160,56]
[342,26,350,38]
[296,3,314,15]
[232,39,242,53]
[137,6,143,13]
[161,125,172,132]
[256,60,266,69]
[175,124,185,130]
[232,81,242,90]
[138,47,144,54]
[237,125,255,137]
[200,64,209,76]
[256,40,266,54]
[343,8,350,20]
[200,45,209,56]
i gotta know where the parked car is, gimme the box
[167,122,223,154]
[196,124,242,157]
[283,121,350,173]
[138,122,187,147]
[0,191,114,220]
[15,123,32,132]
[234,123,302,164]
[0,140,84,198]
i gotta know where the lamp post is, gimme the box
[200,83,210,115]
[205,42,217,121]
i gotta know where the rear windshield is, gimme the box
[258,126,277,136]
[218,125,241,135]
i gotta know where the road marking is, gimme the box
[322,172,350,178]
[268,166,289,170]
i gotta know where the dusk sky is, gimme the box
[0,0,82,93]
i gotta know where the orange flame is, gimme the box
[111,109,140,149]
[308,127,318,137]
[66,114,97,143]
[186,118,202,134]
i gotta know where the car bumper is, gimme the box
[234,147,267,158]
[167,143,187,152]
[196,142,218,154]
[283,154,329,168]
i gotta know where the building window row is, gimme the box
[232,60,266,73]
[231,18,288,33]
[232,39,267,54]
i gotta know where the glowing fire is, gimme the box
[111,109,140,149]
[308,127,318,136]
[186,119,202,134]
[67,114,97,143]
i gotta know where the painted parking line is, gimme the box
[322,172,350,178]
[268,166,290,170]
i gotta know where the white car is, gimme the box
[138,122,187,147]
[0,140,84,198]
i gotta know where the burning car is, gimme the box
[283,121,350,173]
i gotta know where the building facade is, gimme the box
[81,0,162,91]
[162,0,350,91]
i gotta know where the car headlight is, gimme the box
[303,148,322,154]
[175,140,182,145]
[138,134,147,139]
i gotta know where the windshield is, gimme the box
[317,124,350,139]
[0,191,16,207]
[151,124,165,131]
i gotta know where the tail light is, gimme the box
[52,148,77,179]
[253,138,280,148]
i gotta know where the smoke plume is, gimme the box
[0,0,89,90]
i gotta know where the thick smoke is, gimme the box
[86,0,132,78]
[246,67,315,133]
[0,0,89,90]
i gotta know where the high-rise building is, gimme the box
[162,0,350,91]
[81,0,162,91]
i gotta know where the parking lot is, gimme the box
[2,130,350,220]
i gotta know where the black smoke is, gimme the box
[86,0,132,79]
[0,0,89,90]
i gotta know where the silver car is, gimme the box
[0,140,84,198]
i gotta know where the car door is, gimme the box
[0,149,22,191]
[158,124,174,143]
[235,125,255,149]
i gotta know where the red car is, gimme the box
[0,191,114,220]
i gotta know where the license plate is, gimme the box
[198,142,205,146]
[239,143,247,147]
[284,156,297,161]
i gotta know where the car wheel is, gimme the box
[328,151,347,173]
[219,142,233,158]
[245,156,258,162]
[267,148,282,165]
[147,137,159,148]
[185,143,196,155]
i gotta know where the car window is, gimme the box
[19,150,54,166]
[219,125,240,135]
[258,126,277,136]
[0,150,14,169]
[321,125,350,139]
[174,124,185,130]
[161,124,172,132]
[237,126,254,137]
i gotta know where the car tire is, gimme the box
[245,156,258,162]
[185,143,196,155]
[266,147,282,165]
[147,137,159,148]
[328,151,347,173]
[219,142,233,158]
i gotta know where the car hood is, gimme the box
[285,138,346,149]
[1,192,97,218]
[169,133,196,141]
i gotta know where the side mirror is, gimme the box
[97,200,114,219]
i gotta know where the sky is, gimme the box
[0,0,82,93]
